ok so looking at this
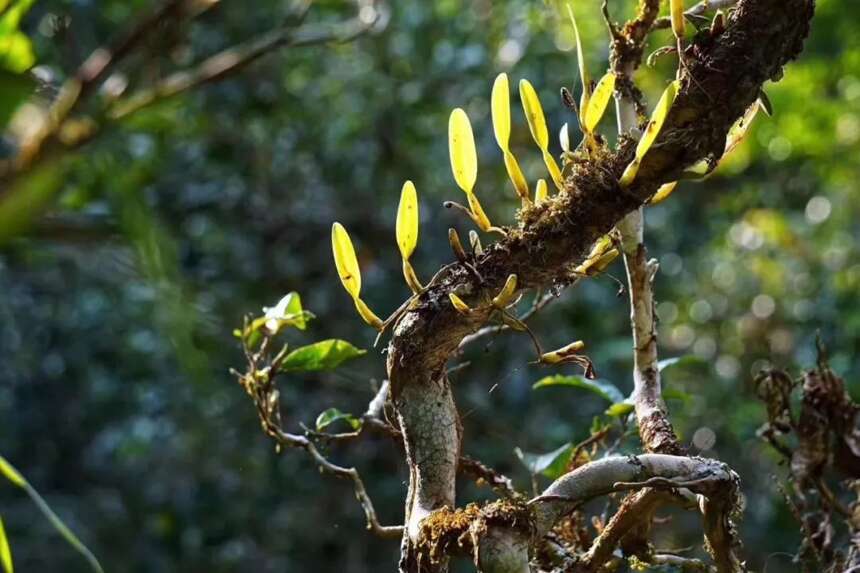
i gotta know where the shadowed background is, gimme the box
[0,0,858,571]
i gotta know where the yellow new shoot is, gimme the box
[353,297,384,330]
[650,181,679,205]
[540,340,586,364]
[582,72,616,134]
[466,192,494,232]
[619,80,680,187]
[567,3,590,111]
[492,74,530,202]
[670,0,686,39]
[519,79,563,189]
[331,222,361,299]
[0,516,11,573]
[448,108,478,194]
[396,180,418,261]
[534,178,548,205]
[449,292,472,315]
[492,274,518,308]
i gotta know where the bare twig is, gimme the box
[613,0,682,457]
[270,426,404,539]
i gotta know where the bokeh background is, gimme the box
[1,0,858,571]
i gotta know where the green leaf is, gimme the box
[0,70,34,128]
[263,291,312,332]
[605,401,634,417]
[514,442,572,479]
[658,355,707,373]
[315,408,361,432]
[663,387,693,405]
[0,31,34,73]
[0,515,12,573]
[0,455,103,573]
[533,375,625,404]
[278,339,366,372]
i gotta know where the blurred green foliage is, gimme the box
[0,0,858,571]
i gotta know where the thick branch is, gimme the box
[388,0,812,567]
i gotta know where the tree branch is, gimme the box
[387,0,814,568]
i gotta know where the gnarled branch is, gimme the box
[386,0,814,569]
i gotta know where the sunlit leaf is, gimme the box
[670,0,686,38]
[466,192,493,232]
[543,151,564,190]
[0,32,34,73]
[503,152,529,202]
[658,355,707,372]
[583,72,616,133]
[0,455,103,573]
[519,79,549,150]
[650,181,678,205]
[605,401,635,417]
[396,180,419,260]
[491,274,518,308]
[534,178,548,205]
[539,340,585,364]
[725,102,761,155]
[636,80,679,163]
[0,457,24,488]
[532,375,625,404]
[331,222,361,299]
[0,515,11,573]
[353,298,384,330]
[449,292,472,315]
[263,292,309,332]
[619,80,679,187]
[279,339,366,372]
[514,442,572,479]
[448,108,478,194]
[315,408,362,432]
[566,3,590,109]
[491,73,511,152]
[402,259,422,294]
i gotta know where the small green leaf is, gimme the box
[315,408,362,432]
[0,515,12,573]
[658,355,707,373]
[278,339,366,372]
[605,401,634,417]
[533,375,625,404]
[263,291,312,332]
[514,442,572,479]
[664,387,693,405]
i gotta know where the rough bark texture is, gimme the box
[387,0,814,569]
